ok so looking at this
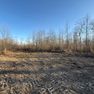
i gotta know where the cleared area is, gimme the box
[0,52,94,94]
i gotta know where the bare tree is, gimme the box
[75,21,84,52]
[90,20,94,52]
[73,31,78,51]
[58,31,63,50]
[65,24,69,50]
[0,27,10,53]
[84,16,90,52]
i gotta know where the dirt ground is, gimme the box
[0,52,94,94]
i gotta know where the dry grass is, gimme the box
[0,55,18,62]
[0,51,53,62]
[0,51,32,61]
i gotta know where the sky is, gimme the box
[0,0,94,41]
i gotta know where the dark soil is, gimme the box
[0,53,94,94]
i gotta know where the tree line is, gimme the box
[0,16,94,53]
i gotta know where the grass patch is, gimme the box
[0,55,18,62]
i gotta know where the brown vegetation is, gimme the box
[0,16,94,54]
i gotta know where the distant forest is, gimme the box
[0,16,94,53]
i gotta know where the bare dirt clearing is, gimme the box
[0,53,94,94]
